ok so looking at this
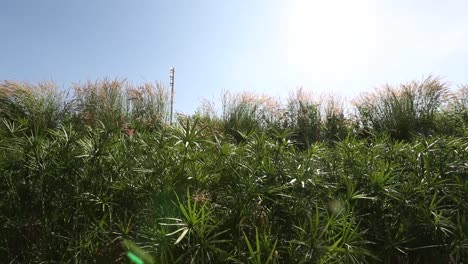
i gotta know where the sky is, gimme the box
[1,0,468,114]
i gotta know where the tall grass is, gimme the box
[433,85,468,137]
[1,77,468,263]
[453,85,468,118]
[221,91,281,141]
[0,81,73,136]
[284,88,322,148]
[221,88,348,147]
[354,76,449,140]
[74,79,170,131]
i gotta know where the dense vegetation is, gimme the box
[1,77,468,263]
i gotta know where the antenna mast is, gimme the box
[169,67,175,125]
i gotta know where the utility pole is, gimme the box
[169,67,175,125]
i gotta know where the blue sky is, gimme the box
[2,0,468,113]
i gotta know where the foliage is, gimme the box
[1,77,468,263]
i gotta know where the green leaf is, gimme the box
[175,227,189,245]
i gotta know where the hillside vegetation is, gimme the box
[1,77,468,263]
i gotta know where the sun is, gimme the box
[283,0,376,81]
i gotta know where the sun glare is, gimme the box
[284,0,376,80]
